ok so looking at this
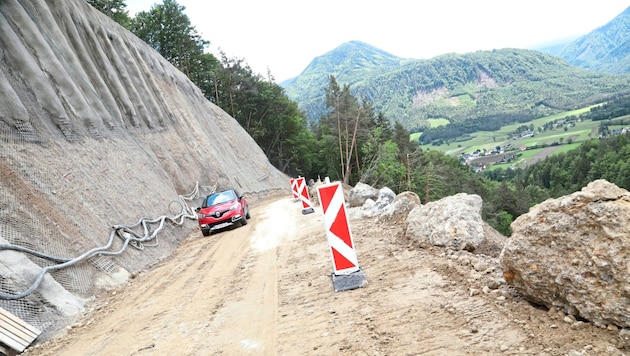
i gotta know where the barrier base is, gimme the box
[302,207,315,214]
[331,268,367,292]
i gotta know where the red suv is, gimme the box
[197,189,250,236]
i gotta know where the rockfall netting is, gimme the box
[0,0,288,342]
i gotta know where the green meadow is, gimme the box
[413,106,611,170]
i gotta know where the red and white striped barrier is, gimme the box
[290,178,298,200]
[317,181,367,291]
[296,177,314,214]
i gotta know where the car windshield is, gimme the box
[204,190,237,207]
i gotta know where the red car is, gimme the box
[197,189,250,236]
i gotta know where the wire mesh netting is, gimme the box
[0,0,286,345]
[0,123,215,339]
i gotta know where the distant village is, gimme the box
[461,143,519,173]
[460,116,630,173]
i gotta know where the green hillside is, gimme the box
[282,44,630,133]
[282,40,406,121]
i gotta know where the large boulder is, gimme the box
[366,187,396,216]
[379,191,421,222]
[404,193,484,251]
[348,182,379,207]
[475,222,508,258]
[500,180,630,328]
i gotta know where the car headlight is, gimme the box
[228,202,239,211]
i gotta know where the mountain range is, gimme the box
[281,6,630,130]
[549,6,630,73]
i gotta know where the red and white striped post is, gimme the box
[290,178,298,201]
[317,181,367,291]
[296,177,314,214]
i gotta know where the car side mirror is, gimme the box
[195,207,201,212]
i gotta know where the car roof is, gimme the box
[201,189,239,207]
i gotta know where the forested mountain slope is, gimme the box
[558,6,630,74]
[282,43,630,130]
[281,40,406,121]
[0,0,287,341]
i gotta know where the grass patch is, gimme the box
[416,105,614,168]
[421,117,598,153]
[426,118,449,128]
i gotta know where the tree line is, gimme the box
[417,112,534,145]
[87,0,629,238]
[589,94,630,121]
[512,132,630,198]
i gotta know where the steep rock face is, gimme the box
[0,0,287,339]
[500,180,630,328]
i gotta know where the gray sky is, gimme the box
[125,1,629,82]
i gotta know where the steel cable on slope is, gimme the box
[0,245,71,264]
[0,181,217,300]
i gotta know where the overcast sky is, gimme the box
[125,1,629,82]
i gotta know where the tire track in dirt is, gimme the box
[133,227,251,353]
[199,198,295,354]
[30,199,273,355]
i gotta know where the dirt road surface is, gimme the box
[25,192,625,355]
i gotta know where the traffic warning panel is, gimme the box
[290,178,298,200]
[296,177,314,214]
[316,181,367,292]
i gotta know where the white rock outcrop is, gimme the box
[366,187,396,216]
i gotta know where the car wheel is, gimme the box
[240,216,248,226]
[246,207,251,219]
[201,228,210,236]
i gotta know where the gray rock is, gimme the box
[348,182,379,207]
[474,222,508,258]
[619,328,630,350]
[379,191,421,221]
[500,180,630,328]
[0,240,86,317]
[366,187,396,216]
[363,199,376,210]
[404,193,484,251]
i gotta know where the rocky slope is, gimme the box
[0,0,287,341]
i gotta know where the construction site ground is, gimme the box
[24,192,625,355]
